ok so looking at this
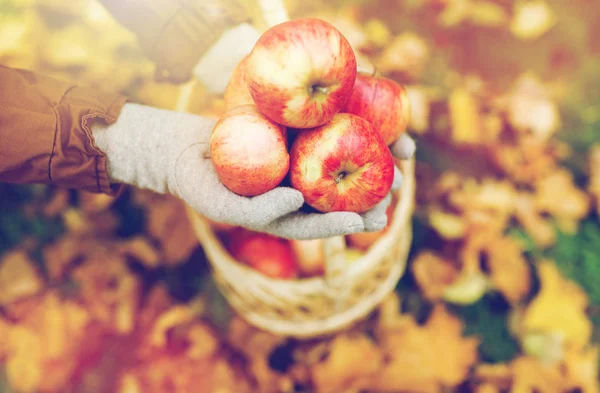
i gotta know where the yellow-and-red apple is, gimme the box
[227,229,298,279]
[290,239,325,277]
[224,55,254,110]
[210,105,289,197]
[343,73,411,145]
[289,113,394,213]
[245,18,357,129]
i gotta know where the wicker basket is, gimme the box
[177,0,416,338]
[185,158,414,338]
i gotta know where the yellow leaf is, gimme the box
[443,270,489,305]
[41,293,67,359]
[6,326,43,393]
[0,250,43,306]
[41,24,92,68]
[364,18,392,47]
[509,0,556,40]
[0,317,8,359]
[119,372,142,393]
[521,261,592,351]
[469,1,508,27]
[438,0,471,27]
[449,88,482,144]
[429,208,467,239]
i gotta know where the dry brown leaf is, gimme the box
[563,347,600,393]
[589,144,600,217]
[78,190,117,213]
[374,305,479,393]
[43,236,86,281]
[186,323,220,359]
[311,334,383,393]
[534,168,590,234]
[412,251,459,300]
[0,317,9,359]
[118,236,161,269]
[511,356,565,393]
[149,305,198,348]
[144,195,199,266]
[124,352,250,393]
[485,236,531,304]
[376,292,412,331]
[71,257,140,334]
[514,192,556,248]
[474,363,512,391]
[43,189,69,217]
[488,135,559,185]
[377,32,430,80]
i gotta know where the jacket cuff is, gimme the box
[51,86,128,195]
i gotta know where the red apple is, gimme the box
[210,105,289,197]
[224,55,254,110]
[343,73,411,145]
[227,229,298,279]
[290,239,325,277]
[245,18,357,129]
[289,113,394,213]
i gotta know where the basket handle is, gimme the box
[256,0,290,28]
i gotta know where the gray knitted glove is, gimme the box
[92,103,412,240]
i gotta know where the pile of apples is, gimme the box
[209,17,411,278]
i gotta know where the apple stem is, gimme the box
[309,84,328,95]
[203,151,211,159]
[334,171,347,184]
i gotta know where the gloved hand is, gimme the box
[92,103,415,240]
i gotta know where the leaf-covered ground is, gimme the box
[1,0,600,392]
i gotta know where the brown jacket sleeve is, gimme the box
[0,65,127,194]
[98,0,251,84]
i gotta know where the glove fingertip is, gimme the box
[391,133,416,159]
[391,166,403,191]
